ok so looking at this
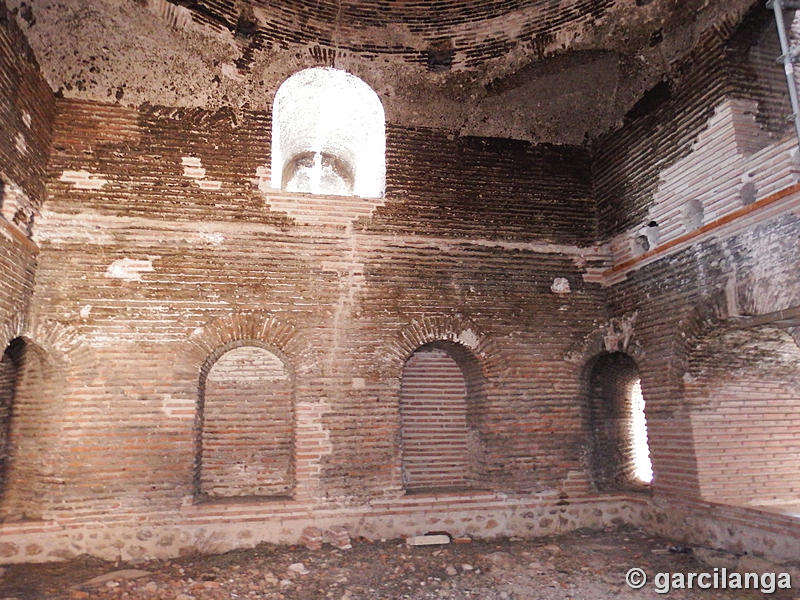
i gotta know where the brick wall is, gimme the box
[23,91,605,518]
[27,51,800,530]
[685,325,800,505]
[400,345,472,491]
[0,339,56,521]
[592,5,800,511]
[603,211,800,502]
[199,344,294,499]
[0,5,54,213]
[0,3,55,525]
[0,342,18,500]
[377,131,595,244]
[593,6,789,241]
[0,0,797,565]
[43,100,596,243]
[0,3,54,333]
[347,244,602,497]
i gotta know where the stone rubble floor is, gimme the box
[0,526,797,600]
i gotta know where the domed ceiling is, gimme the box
[8,0,760,143]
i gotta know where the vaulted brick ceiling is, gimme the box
[9,0,759,143]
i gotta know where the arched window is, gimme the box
[399,341,485,492]
[271,67,385,198]
[197,344,294,499]
[585,352,653,489]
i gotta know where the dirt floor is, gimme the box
[0,526,797,600]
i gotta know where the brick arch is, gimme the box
[666,288,800,382]
[388,314,501,380]
[666,295,800,506]
[673,295,800,363]
[390,315,498,491]
[198,344,295,499]
[0,314,26,359]
[21,315,96,371]
[0,315,97,385]
[184,312,312,376]
[683,323,800,507]
[669,296,730,384]
[565,312,645,367]
[184,313,311,501]
[199,338,296,385]
[0,317,95,521]
[580,351,652,491]
[399,340,488,492]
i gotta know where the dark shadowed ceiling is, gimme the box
[8,0,763,143]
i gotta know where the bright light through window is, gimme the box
[630,380,653,484]
[271,67,385,198]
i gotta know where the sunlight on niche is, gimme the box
[630,380,653,484]
[271,67,385,198]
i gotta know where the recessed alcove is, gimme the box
[271,67,385,198]
[197,344,294,500]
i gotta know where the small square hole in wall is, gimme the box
[426,40,454,72]
[632,221,659,257]
[633,235,650,256]
[645,221,659,247]
[682,198,704,232]
[740,179,757,206]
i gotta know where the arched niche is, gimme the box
[197,343,294,499]
[584,352,653,490]
[399,341,486,492]
[685,325,800,509]
[271,67,385,198]
[0,337,54,521]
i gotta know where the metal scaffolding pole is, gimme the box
[768,0,800,144]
